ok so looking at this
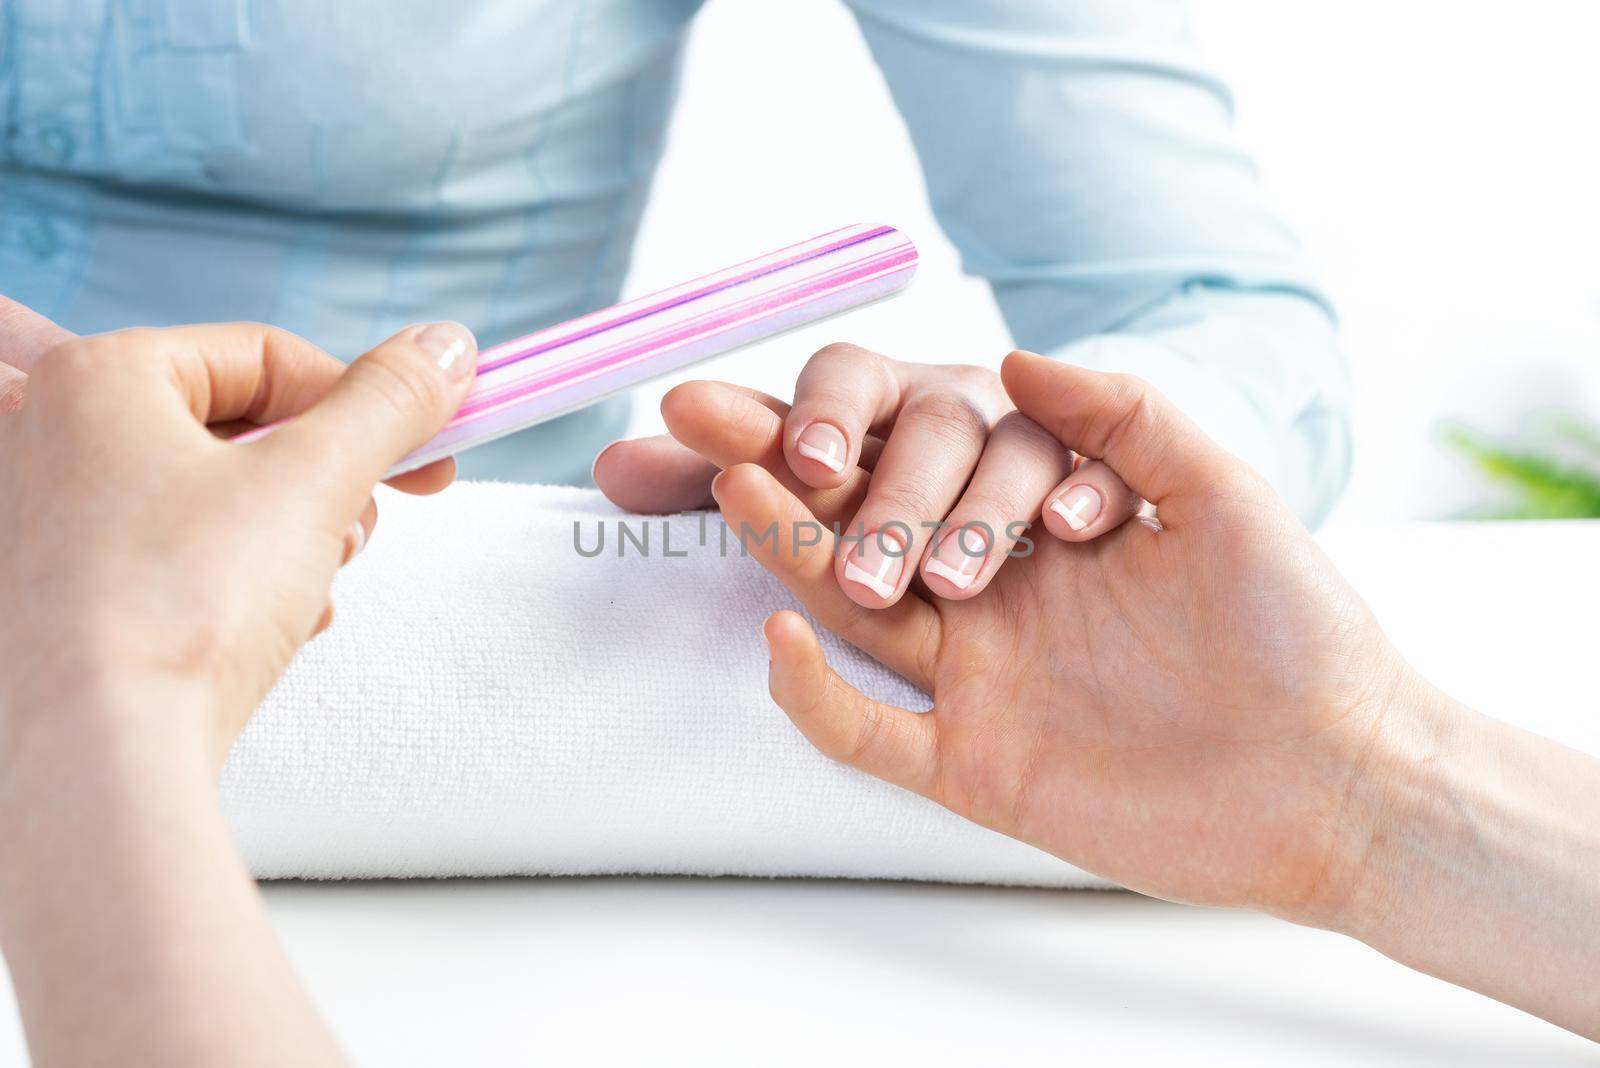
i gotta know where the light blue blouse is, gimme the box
[0,0,1349,520]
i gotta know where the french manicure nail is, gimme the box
[1050,485,1103,532]
[413,321,477,379]
[796,422,848,473]
[925,525,989,590]
[843,529,906,599]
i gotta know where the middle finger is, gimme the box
[835,386,1006,608]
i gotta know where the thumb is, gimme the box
[762,610,938,799]
[262,321,477,517]
[1000,350,1247,522]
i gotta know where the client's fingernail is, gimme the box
[795,422,848,473]
[843,528,906,599]
[343,520,367,563]
[413,321,477,379]
[1049,485,1103,532]
[925,525,989,590]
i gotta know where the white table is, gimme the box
[251,874,1591,1066]
[2,521,1596,1065]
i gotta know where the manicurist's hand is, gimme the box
[0,321,475,760]
[595,344,1144,603]
[710,351,1600,1041]
[0,319,477,1068]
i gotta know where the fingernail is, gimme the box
[795,422,848,473]
[925,525,989,590]
[1049,485,1103,532]
[843,528,906,599]
[412,321,477,379]
[343,520,367,563]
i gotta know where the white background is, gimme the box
[626,0,1600,525]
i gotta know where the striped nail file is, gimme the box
[247,224,917,477]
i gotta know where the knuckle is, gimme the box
[870,469,944,523]
[993,409,1060,455]
[959,484,1032,527]
[361,354,448,418]
[800,343,895,409]
[111,327,167,362]
[901,389,993,445]
[34,337,102,385]
[1110,372,1155,407]
[810,341,872,366]
[950,362,1004,393]
[844,695,886,766]
[725,393,777,441]
[1090,374,1155,459]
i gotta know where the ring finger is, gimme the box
[917,411,1076,599]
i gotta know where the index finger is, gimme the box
[61,322,350,428]
[67,322,455,493]
[783,342,908,488]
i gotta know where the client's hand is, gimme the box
[708,351,1409,921]
[0,320,477,764]
[597,345,1144,605]
[711,353,1600,1040]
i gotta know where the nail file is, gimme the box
[238,224,918,477]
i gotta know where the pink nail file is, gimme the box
[245,224,918,477]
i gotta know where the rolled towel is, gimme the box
[225,482,1095,885]
[226,485,1600,886]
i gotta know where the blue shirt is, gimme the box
[0,0,1349,520]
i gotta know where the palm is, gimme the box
[916,494,1394,909]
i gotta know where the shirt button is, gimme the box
[22,216,60,261]
[36,126,75,164]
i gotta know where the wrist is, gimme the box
[1308,679,1600,1037]
[1308,673,1474,940]
[1269,667,1469,935]
[0,673,219,844]
[0,680,218,915]
[1,654,224,776]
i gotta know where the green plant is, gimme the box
[1441,414,1600,519]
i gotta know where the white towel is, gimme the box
[225,486,1600,886]
[226,482,1097,885]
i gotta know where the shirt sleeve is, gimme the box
[844,0,1352,526]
